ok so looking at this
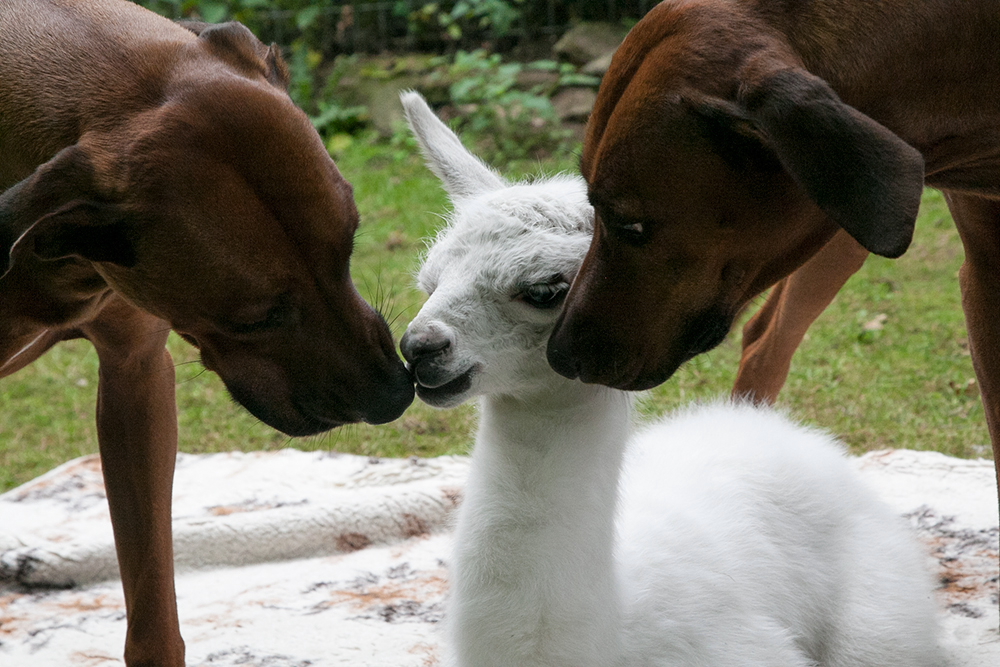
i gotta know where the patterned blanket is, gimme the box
[0,449,997,666]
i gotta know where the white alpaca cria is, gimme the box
[399,90,942,667]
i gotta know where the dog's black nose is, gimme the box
[400,329,451,364]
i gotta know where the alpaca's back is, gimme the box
[617,402,941,667]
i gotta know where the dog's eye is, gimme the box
[518,279,570,309]
[230,308,285,335]
[228,296,294,335]
[603,212,650,246]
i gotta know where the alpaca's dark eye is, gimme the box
[519,279,570,309]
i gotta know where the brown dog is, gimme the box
[1,1,413,664]
[547,0,1000,527]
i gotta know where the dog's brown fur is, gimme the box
[547,0,1000,531]
[1,1,413,664]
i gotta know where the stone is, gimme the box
[553,21,630,66]
[332,56,450,136]
[551,87,598,123]
[582,51,615,77]
[516,68,561,94]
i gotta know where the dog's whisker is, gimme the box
[177,367,209,384]
[387,303,417,331]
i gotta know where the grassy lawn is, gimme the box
[0,139,990,492]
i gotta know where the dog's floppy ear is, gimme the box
[400,90,507,199]
[1,146,137,279]
[17,203,137,268]
[738,68,924,258]
[197,21,290,91]
[684,97,783,174]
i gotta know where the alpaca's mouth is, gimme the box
[415,367,476,407]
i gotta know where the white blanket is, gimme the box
[0,449,997,666]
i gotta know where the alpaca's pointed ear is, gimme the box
[737,68,924,259]
[400,91,506,199]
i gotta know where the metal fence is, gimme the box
[148,1,656,55]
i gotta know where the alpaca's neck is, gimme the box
[450,382,630,667]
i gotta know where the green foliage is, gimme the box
[288,46,369,145]
[296,48,590,164]
[142,0,280,25]
[138,1,653,56]
[422,50,576,162]
[536,59,601,89]
[287,40,324,108]
[135,2,597,163]
[397,0,524,44]
[140,0,343,51]
[139,0,334,30]
[311,100,369,137]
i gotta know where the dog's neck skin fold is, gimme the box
[450,382,630,667]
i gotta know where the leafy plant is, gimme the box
[397,0,523,45]
[140,3,586,162]
[287,40,324,108]
[529,59,601,89]
[288,47,369,146]
[425,50,574,162]
[142,0,267,24]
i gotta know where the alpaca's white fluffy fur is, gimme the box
[618,404,941,666]
[400,90,942,667]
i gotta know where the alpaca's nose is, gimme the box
[400,327,452,365]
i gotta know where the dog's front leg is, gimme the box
[733,229,869,403]
[83,296,184,667]
[948,192,1000,614]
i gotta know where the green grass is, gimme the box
[0,140,989,492]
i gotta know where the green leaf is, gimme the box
[326,133,354,155]
[559,73,601,87]
[528,60,559,71]
[296,6,322,30]
[199,1,228,24]
[450,77,479,101]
